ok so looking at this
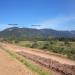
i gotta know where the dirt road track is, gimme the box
[0,43,75,75]
[1,43,75,66]
[0,48,37,75]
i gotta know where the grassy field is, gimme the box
[17,40,75,60]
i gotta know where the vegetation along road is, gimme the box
[0,42,75,75]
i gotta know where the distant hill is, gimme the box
[0,27,75,40]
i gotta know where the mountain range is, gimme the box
[0,27,75,40]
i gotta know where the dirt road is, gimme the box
[0,48,37,75]
[0,43,75,75]
[1,43,75,66]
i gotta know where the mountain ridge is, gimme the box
[0,27,75,40]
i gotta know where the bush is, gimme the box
[15,40,19,43]
[31,42,38,48]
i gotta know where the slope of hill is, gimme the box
[0,27,75,40]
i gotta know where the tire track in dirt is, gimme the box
[1,43,75,75]
[0,48,37,75]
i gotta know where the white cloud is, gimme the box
[0,16,75,31]
[34,16,75,29]
[0,24,13,31]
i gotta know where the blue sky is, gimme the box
[0,0,75,31]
